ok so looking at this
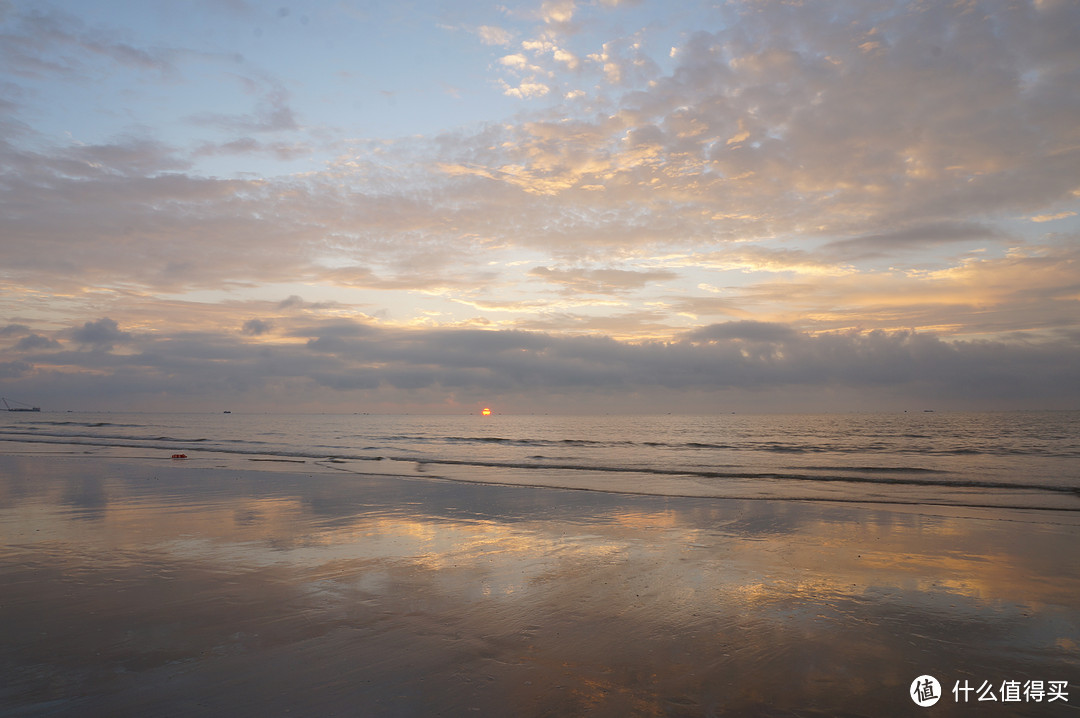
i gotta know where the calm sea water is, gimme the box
[1,411,1078,511]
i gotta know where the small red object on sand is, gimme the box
[171,453,187,459]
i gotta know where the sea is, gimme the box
[1,410,1078,512]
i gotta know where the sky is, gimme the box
[1,0,1078,414]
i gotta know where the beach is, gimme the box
[1,447,1078,717]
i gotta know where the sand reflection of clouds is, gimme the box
[6,457,1077,626]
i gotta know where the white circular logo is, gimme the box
[911,675,941,707]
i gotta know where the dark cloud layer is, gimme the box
[3,318,1077,412]
[13,333,60,351]
[822,223,1006,260]
[67,318,132,350]
[241,318,273,336]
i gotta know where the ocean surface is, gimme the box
[1,411,1078,511]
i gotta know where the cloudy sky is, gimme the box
[1,0,1078,413]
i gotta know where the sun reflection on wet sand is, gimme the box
[1,453,1077,716]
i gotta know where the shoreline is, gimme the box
[4,439,1079,516]
[1,450,1078,716]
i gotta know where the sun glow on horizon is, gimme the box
[481,407,492,416]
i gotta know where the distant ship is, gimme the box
[2,398,40,412]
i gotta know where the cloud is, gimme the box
[193,137,312,161]
[551,47,579,70]
[13,333,61,351]
[0,323,31,336]
[499,53,531,70]
[663,247,855,277]
[686,321,798,344]
[529,266,677,294]
[0,6,176,79]
[52,138,191,177]
[2,319,1077,411]
[500,79,551,99]
[673,241,1080,337]
[447,0,1080,245]
[1029,211,1077,223]
[497,48,554,99]
[188,86,298,133]
[5,0,1076,303]
[68,317,132,350]
[0,360,31,379]
[822,223,1005,260]
[539,0,576,26]
[476,25,514,46]
[510,309,688,340]
[521,38,581,71]
[2,0,1079,414]
[241,318,273,336]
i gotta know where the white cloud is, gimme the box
[499,53,530,70]
[552,47,580,70]
[540,0,575,25]
[476,24,514,46]
[521,39,553,53]
[587,48,621,84]
[500,80,551,98]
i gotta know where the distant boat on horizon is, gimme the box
[2,398,40,412]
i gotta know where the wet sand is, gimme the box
[1,449,1078,717]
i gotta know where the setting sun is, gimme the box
[481,407,491,416]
